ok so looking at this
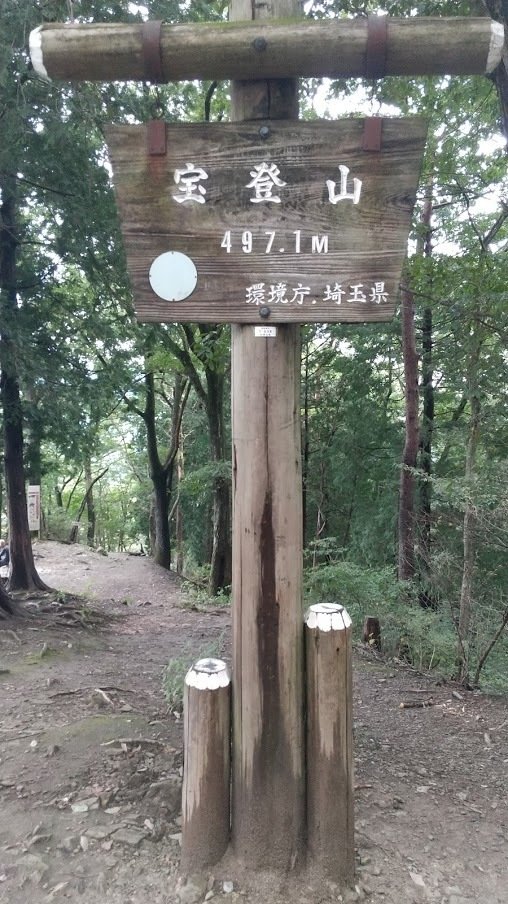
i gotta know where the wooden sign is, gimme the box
[106,118,427,323]
[27,485,41,532]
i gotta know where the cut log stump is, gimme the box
[305,603,354,883]
[182,658,231,872]
[362,615,381,650]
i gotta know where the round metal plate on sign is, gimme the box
[149,251,197,301]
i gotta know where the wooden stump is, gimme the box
[362,615,381,651]
[181,658,231,872]
[305,603,354,883]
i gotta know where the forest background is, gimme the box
[0,0,507,690]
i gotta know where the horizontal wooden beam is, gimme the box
[29,17,505,84]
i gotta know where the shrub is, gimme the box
[304,560,457,674]
[162,632,226,713]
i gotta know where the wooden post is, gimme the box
[305,603,354,883]
[182,658,231,872]
[230,0,304,870]
[29,19,505,83]
[231,326,304,867]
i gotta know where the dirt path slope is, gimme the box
[0,541,506,904]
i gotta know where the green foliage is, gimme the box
[305,560,457,673]
[305,559,412,628]
[162,632,226,712]
[305,557,508,689]
[180,566,231,608]
[43,505,76,543]
[180,461,231,498]
[0,1,506,679]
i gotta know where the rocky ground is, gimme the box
[0,540,507,904]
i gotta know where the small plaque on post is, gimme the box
[254,325,277,337]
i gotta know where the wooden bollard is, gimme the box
[305,603,354,883]
[182,658,231,872]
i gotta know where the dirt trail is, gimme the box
[0,540,506,904]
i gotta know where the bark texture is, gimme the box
[0,172,49,592]
[398,285,419,581]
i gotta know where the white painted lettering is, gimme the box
[323,283,345,304]
[246,283,265,305]
[326,164,362,205]
[246,162,286,204]
[311,234,329,254]
[173,163,209,204]
[369,281,389,303]
[221,231,232,253]
[242,231,253,253]
[265,231,276,253]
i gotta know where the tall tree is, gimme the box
[165,324,231,593]
[397,283,419,581]
[122,339,190,568]
[0,171,49,590]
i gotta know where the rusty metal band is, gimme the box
[365,15,388,80]
[147,119,167,156]
[142,20,164,83]
[362,116,383,152]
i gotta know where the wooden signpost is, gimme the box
[106,117,427,323]
[28,0,507,887]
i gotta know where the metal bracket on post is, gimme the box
[362,116,383,151]
[365,14,388,79]
[146,119,167,156]
[142,20,164,83]
[142,21,167,156]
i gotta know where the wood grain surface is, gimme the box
[106,118,427,324]
[32,18,503,82]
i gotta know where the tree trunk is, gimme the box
[144,368,171,567]
[143,363,189,570]
[0,172,49,592]
[151,471,171,567]
[205,361,231,595]
[398,284,419,581]
[0,581,22,619]
[24,391,44,487]
[454,204,508,677]
[176,447,184,574]
[457,325,483,683]
[84,452,96,546]
[418,304,434,578]
[159,326,229,587]
[416,180,434,604]
[167,374,188,569]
